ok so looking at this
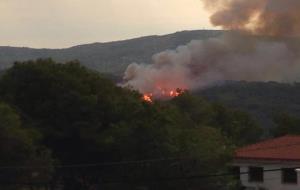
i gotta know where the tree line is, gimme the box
[1,59,290,190]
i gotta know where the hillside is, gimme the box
[199,81,300,129]
[3,30,300,130]
[0,30,223,75]
[0,59,256,189]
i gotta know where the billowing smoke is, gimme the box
[203,0,300,37]
[123,0,300,97]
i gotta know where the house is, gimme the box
[233,135,300,190]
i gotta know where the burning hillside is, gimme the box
[123,0,300,100]
[142,88,185,102]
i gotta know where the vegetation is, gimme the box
[0,30,223,74]
[199,81,300,132]
[0,59,261,190]
[0,102,54,189]
[271,112,300,137]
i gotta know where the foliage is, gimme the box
[210,103,263,146]
[0,102,54,189]
[0,30,223,75]
[271,112,300,137]
[171,92,262,146]
[199,81,300,130]
[0,59,262,189]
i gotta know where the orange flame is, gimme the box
[142,94,153,103]
[142,88,184,102]
[169,90,180,97]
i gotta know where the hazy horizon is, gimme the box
[1,29,218,49]
[0,0,214,49]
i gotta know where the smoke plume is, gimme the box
[123,0,300,97]
[203,0,300,37]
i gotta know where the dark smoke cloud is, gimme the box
[203,0,300,37]
[123,0,300,97]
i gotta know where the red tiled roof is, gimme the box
[235,135,300,161]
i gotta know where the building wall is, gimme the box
[238,163,300,190]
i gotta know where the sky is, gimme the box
[0,0,213,48]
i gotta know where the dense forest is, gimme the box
[0,59,299,190]
[0,30,222,74]
[199,81,300,133]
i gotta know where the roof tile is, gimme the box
[235,135,300,161]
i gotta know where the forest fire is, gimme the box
[142,94,153,103]
[124,0,300,97]
[142,88,184,102]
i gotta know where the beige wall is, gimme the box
[235,161,300,190]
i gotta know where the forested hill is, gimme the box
[0,59,261,189]
[0,30,222,74]
[199,81,300,129]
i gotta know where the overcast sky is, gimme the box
[0,0,213,48]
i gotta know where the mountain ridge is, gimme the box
[0,30,223,74]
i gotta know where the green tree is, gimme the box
[211,103,263,146]
[272,112,300,137]
[0,59,125,163]
[171,91,215,126]
[171,92,262,146]
[0,102,54,189]
[0,59,239,189]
